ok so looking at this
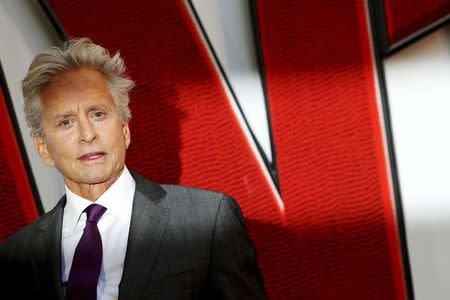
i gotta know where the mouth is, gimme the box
[78,152,106,161]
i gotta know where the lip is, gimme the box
[78,152,106,161]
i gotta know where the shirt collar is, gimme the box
[64,166,136,232]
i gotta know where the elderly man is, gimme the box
[0,38,267,300]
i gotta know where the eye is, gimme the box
[58,118,73,128]
[91,110,106,119]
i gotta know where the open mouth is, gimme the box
[78,152,106,161]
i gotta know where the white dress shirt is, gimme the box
[61,166,136,300]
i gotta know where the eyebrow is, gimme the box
[51,105,109,119]
[52,112,74,120]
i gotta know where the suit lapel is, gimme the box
[37,197,65,300]
[119,173,170,300]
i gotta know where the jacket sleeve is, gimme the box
[209,194,268,299]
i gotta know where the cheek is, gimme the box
[46,139,74,162]
[112,125,129,148]
[112,140,127,160]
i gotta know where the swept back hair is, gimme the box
[22,37,135,137]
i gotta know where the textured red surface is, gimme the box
[48,0,281,280]
[48,0,406,298]
[256,1,406,299]
[384,0,450,44]
[0,87,38,242]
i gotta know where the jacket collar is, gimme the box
[119,172,170,299]
[37,196,66,299]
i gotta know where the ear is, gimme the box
[122,121,131,149]
[32,134,55,167]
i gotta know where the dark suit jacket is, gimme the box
[0,172,267,299]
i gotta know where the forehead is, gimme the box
[40,68,114,114]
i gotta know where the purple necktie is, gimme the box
[66,204,107,300]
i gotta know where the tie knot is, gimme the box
[84,204,107,223]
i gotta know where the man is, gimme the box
[0,38,267,299]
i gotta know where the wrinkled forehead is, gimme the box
[42,68,109,97]
[39,68,114,115]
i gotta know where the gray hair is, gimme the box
[22,37,134,137]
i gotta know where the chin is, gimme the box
[86,174,113,185]
[73,169,113,185]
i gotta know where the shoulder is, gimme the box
[160,184,246,229]
[1,199,63,252]
[132,170,232,208]
[161,184,225,203]
[160,183,233,216]
[132,171,241,220]
[162,184,242,217]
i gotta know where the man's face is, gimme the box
[34,68,130,189]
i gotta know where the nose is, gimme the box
[78,116,97,143]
